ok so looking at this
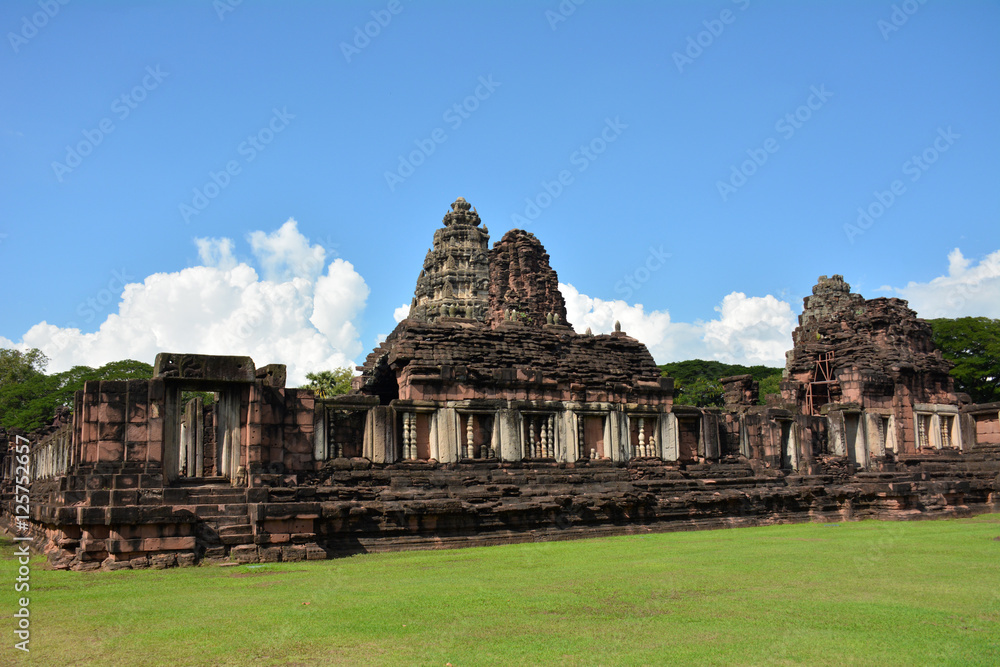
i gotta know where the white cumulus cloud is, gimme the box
[248,218,327,282]
[195,236,237,270]
[1,220,367,386]
[560,283,796,367]
[393,303,411,323]
[887,248,1000,319]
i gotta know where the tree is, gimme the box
[659,359,784,407]
[927,317,1000,404]
[0,353,153,432]
[0,348,48,387]
[303,368,354,398]
[673,377,724,407]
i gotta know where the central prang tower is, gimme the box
[407,197,491,323]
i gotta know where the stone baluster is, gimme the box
[540,418,548,458]
[401,413,409,460]
[410,413,418,460]
[638,418,646,458]
[403,413,413,460]
[649,422,657,458]
[578,414,586,459]
[547,415,556,458]
[526,417,534,458]
[403,413,410,460]
[530,418,536,458]
[467,415,475,459]
[533,417,541,458]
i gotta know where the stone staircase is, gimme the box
[168,484,256,558]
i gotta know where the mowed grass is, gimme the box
[2,515,999,666]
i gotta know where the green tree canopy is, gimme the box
[0,348,48,387]
[0,353,154,432]
[927,317,1000,404]
[659,359,783,407]
[303,368,354,398]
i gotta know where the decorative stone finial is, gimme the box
[614,320,622,333]
[443,197,481,227]
[585,327,592,336]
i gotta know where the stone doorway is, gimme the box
[155,353,257,487]
[166,383,246,485]
[677,417,699,462]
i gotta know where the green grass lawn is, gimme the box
[2,515,998,666]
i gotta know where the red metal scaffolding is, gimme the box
[804,351,837,415]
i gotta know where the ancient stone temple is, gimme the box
[1,199,997,571]
[354,199,673,464]
[780,275,962,466]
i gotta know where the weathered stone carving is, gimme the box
[783,274,955,412]
[487,228,568,328]
[408,197,491,323]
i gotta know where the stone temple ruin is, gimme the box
[1,198,998,570]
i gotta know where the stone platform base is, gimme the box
[4,454,998,571]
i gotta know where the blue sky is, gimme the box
[2,0,998,384]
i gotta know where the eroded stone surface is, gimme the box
[785,275,951,389]
[407,197,491,323]
[487,229,568,328]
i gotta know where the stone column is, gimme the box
[864,412,883,460]
[738,416,750,458]
[498,408,521,462]
[367,406,395,463]
[557,410,575,463]
[314,405,327,463]
[491,413,502,459]
[827,411,846,457]
[787,421,799,470]
[435,408,458,463]
[162,384,180,483]
[661,412,678,461]
[701,412,720,459]
[607,410,627,463]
